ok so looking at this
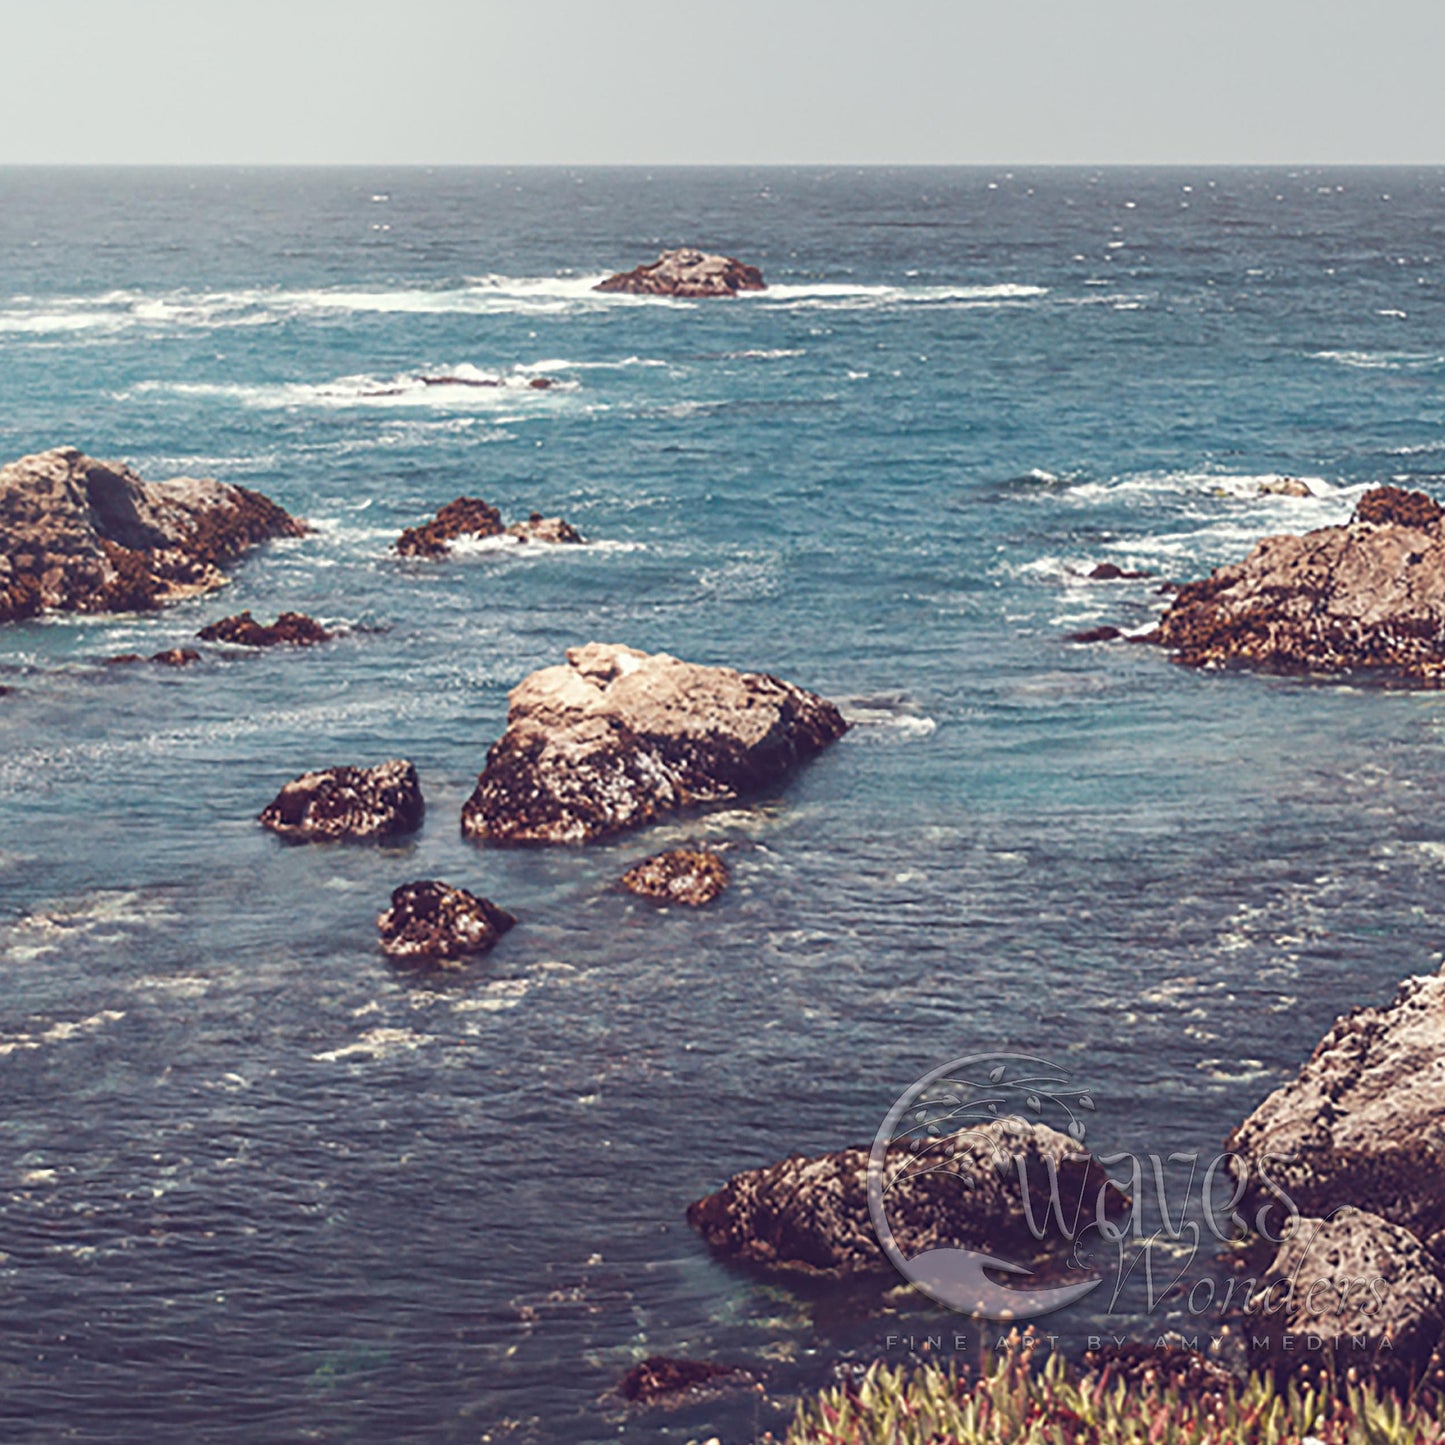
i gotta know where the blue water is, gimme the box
[1,166,1445,1442]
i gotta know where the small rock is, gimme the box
[617,1357,752,1405]
[1258,477,1314,498]
[260,760,424,842]
[527,377,555,390]
[152,647,200,666]
[377,880,516,964]
[1088,563,1152,581]
[198,610,331,647]
[621,848,729,906]
[595,247,766,298]
[506,514,585,545]
[1064,625,1123,644]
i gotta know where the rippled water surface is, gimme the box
[2,167,1445,1441]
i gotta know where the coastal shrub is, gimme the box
[785,1349,1445,1445]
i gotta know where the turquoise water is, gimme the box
[2,167,1445,1440]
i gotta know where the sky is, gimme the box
[2,0,1443,166]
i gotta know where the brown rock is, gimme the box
[527,376,555,390]
[506,514,584,545]
[152,647,200,667]
[1258,477,1314,498]
[0,446,304,625]
[396,497,504,557]
[685,1118,1120,1280]
[621,847,729,906]
[260,760,424,842]
[1152,485,1445,677]
[1088,563,1152,581]
[595,246,766,298]
[1226,968,1445,1258]
[1242,1209,1445,1392]
[461,643,847,845]
[1064,625,1123,644]
[376,880,515,964]
[198,611,331,647]
[617,1357,752,1405]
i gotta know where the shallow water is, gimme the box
[2,166,1445,1441]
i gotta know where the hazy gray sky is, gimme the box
[3,0,1442,165]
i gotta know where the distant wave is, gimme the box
[125,363,577,411]
[0,275,1049,335]
[1313,348,1445,372]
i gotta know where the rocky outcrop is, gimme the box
[1242,1208,1445,1392]
[260,760,424,842]
[461,643,847,844]
[376,880,515,964]
[595,247,766,298]
[686,1118,1118,1280]
[1151,486,1445,677]
[621,848,729,906]
[197,611,331,646]
[1088,563,1152,581]
[395,497,584,557]
[0,446,304,624]
[1226,968,1445,1258]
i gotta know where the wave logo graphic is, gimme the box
[867,1054,1104,1320]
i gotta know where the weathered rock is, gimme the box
[621,847,729,906]
[0,446,304,625]
[617,1357,753,1405]
[396,497,504,557]
[1151,486,1445,677]
[1064,625,1123,644]
[461,643,847,845]
[1081,1341,1237,1398]
[396,497,583,556]
[1088,563,1152,581]
[595,247,766,298]
[106,647,201,667]
[506,513,584,545]
[1227,968,1445,1258]
[260,760,424,842]
[197,610,331,647]
[686,1118,1119,1280]
[1242,1208,1445,1392]
[1258,477,1315,498]
[376,880,515,964]
[527,377,555,390]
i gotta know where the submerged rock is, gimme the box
[106,647,201,667]
[686,1118,1119,1280]
[376,880,515,964]
[197,610,331,647]
[395,497,584,556]
[460,643,847,844]
[1242,1209,1445,1392]
[1088,563,1153,581]
[1151,485,1445,677]
[1064,625,1123,644]
[595,247,766,298]
[617,1356,754,1405]
[260,760,424,842]
[1258,477,1315,498]
[621,847,729,906]
[0,446,304,625]
[1227,968,1445,1257]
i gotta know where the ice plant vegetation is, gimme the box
[785,1351,1445,1445]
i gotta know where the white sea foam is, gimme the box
[1314,348,1444,371]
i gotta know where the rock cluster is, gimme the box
[594,247,766,298]
[620,847,729,906]
[1227,966,1445,1386]
[260,760,424,842]
[0,446,303,624]
[198,611,331,647]
[617,1356,753,1405]
[461,643,847,844]
[376,880,515,964]
[1152,485,1445,677]
[395,497,583,557]
[106,648,201,667]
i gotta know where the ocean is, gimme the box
[1,165,1444,1441]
